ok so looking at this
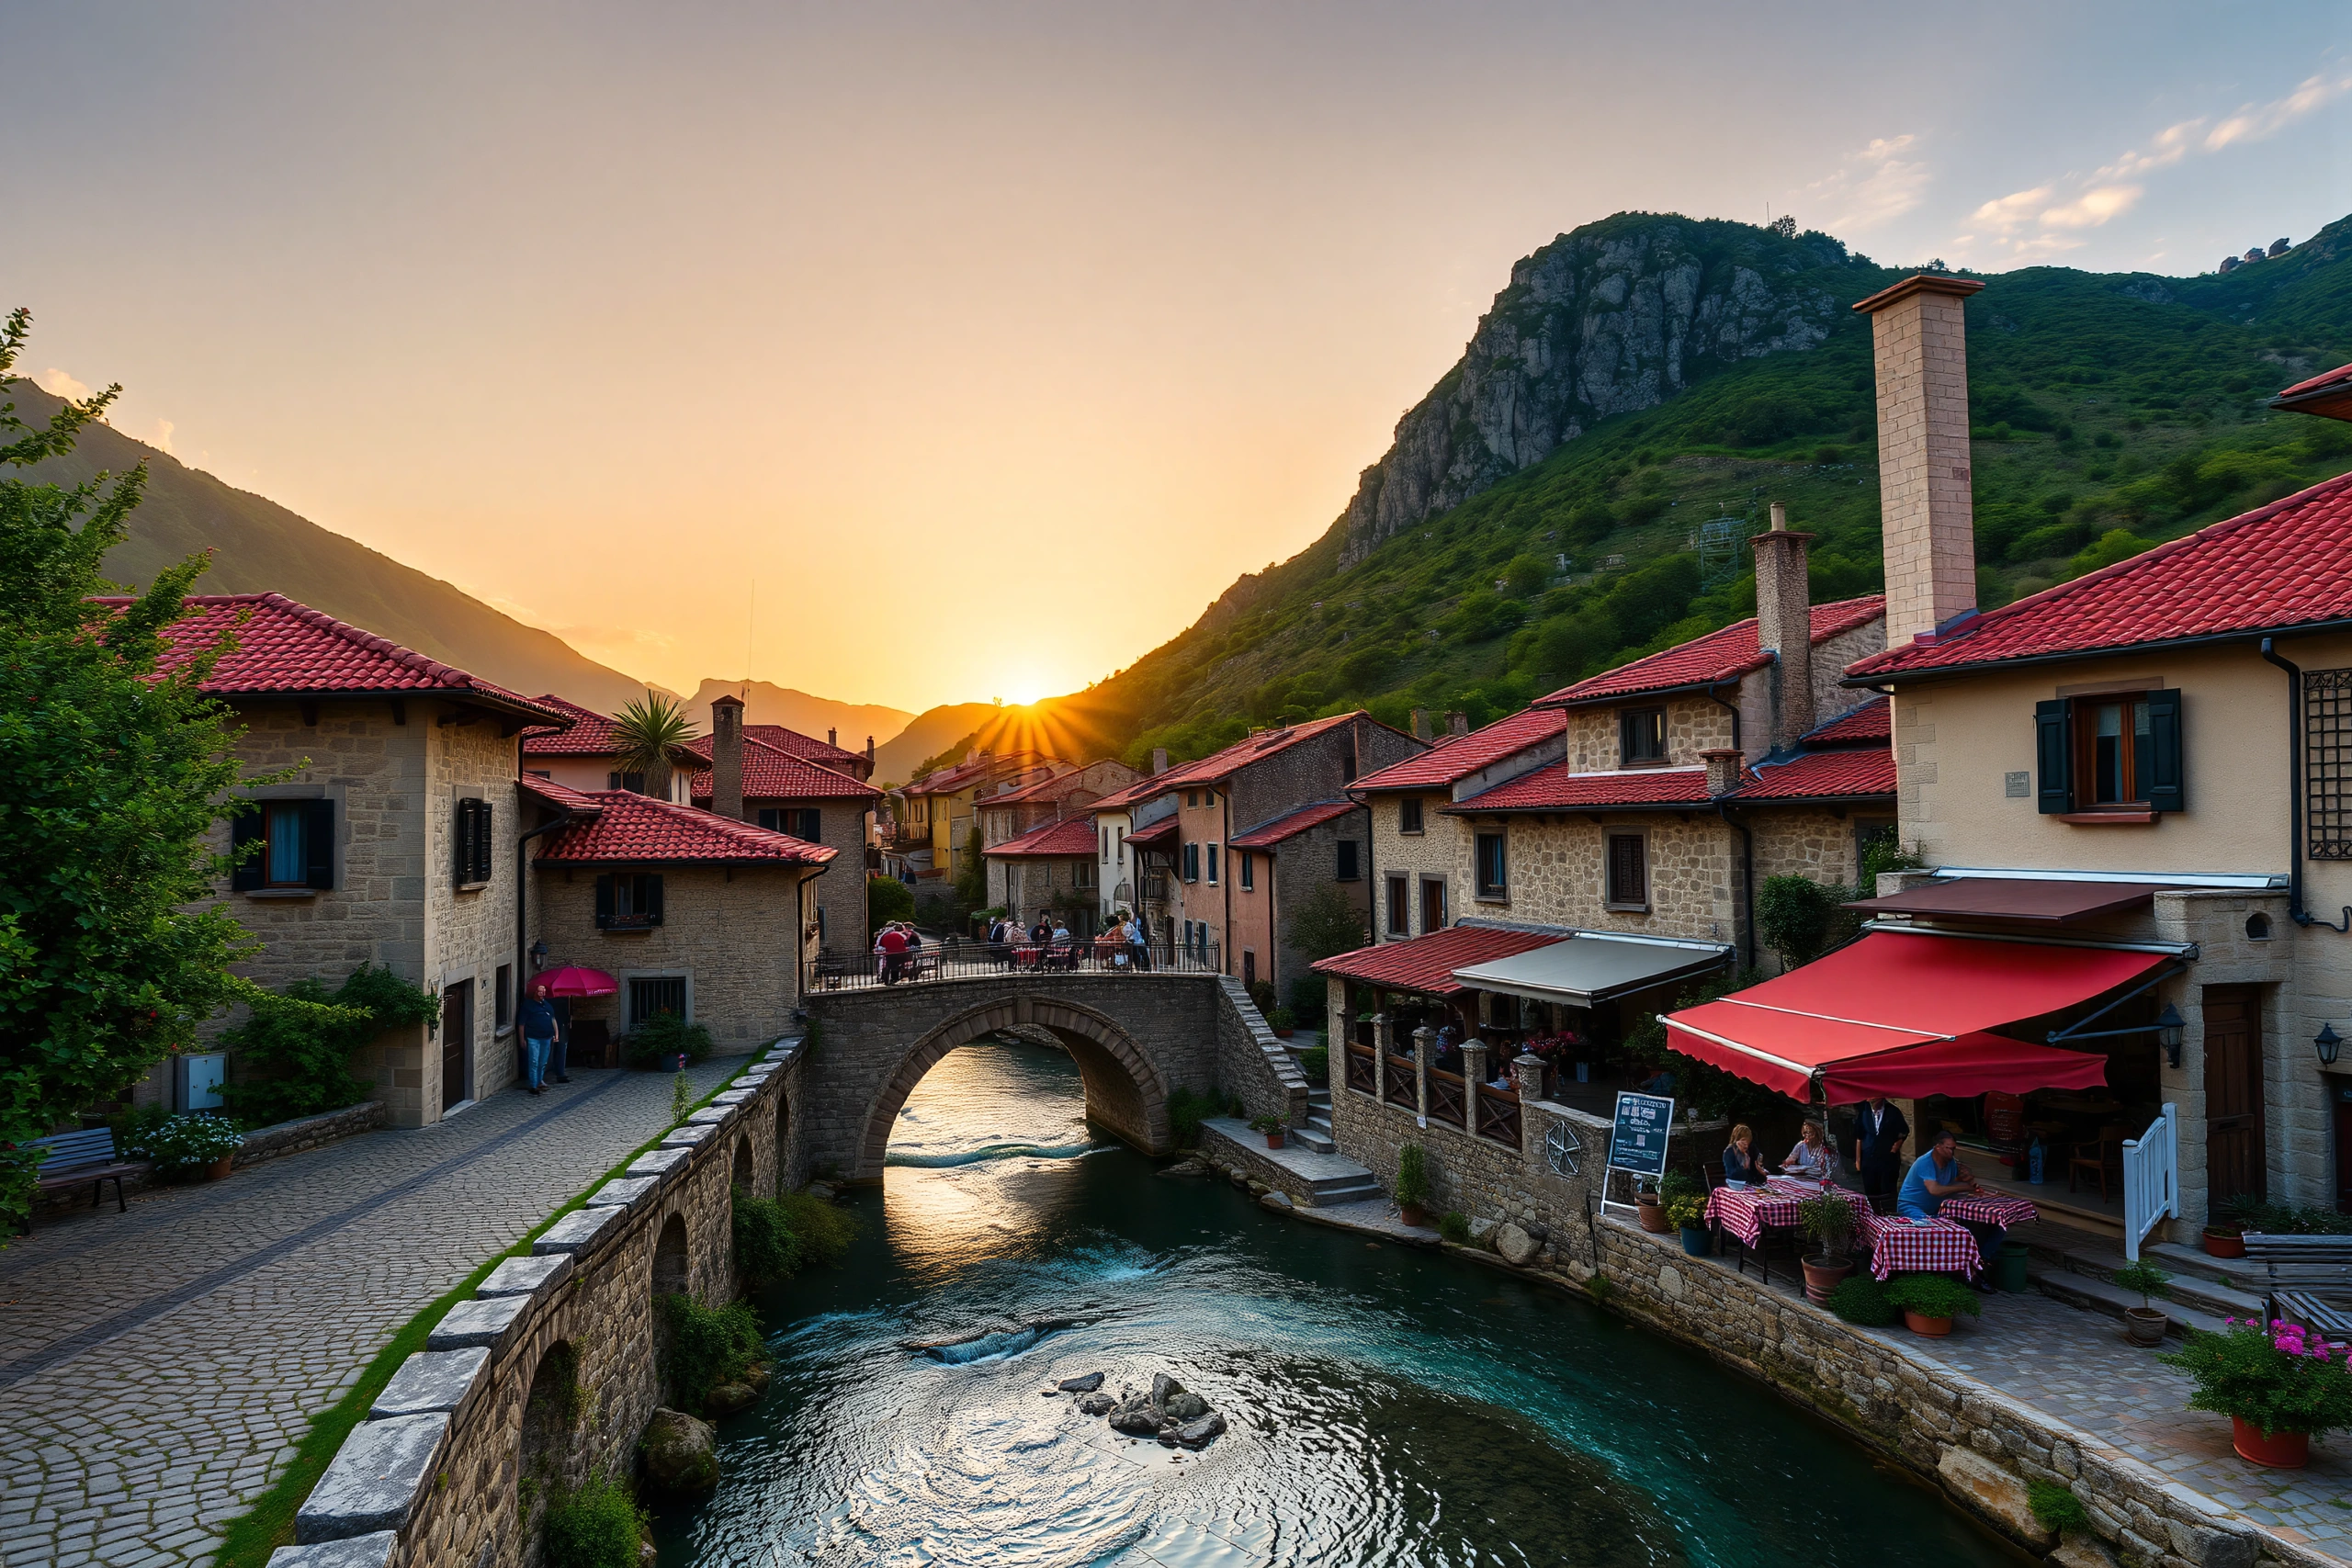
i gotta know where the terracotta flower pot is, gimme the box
[2123,1307,2168,1346]
[1636,1195,1670,1234]
[1264,1131,1285,1150]
[1902,1310,1954,1337]
[2231,1417,2309,1469]
[2202,1227,2246,1259]
[1801,1255,1854,1305]
[1274,1028,1295,1039]
[1399,1201,1429,1227]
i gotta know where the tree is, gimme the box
[612,693,694,799]
[0,308,256,1229]
[1285,882,1368,965]
[866,874,914,939]
[953,823,987,914]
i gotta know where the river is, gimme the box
[652,1035,2014,1567]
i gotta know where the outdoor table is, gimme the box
[1703,1177,1869,1248]
[1864,1212,1984,1280]
[1939,1192,2038,1232]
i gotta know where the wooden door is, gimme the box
[441,980,471,1111]
[2202,986,2266,1207]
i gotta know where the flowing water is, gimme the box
[654,1037,2013,1567]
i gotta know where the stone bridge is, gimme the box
[797,973,1307,1184]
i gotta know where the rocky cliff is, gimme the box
[1336,213,1868,565]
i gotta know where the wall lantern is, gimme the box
[2154,1004,2186,1069]
[2316,1021,2343,1068]
[530,938,549,967]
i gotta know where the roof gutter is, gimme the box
[2259,637,2352,932]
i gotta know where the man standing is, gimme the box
[1849,1096,1910,1198]
[876,921,910,984]
[518,981,560,1097]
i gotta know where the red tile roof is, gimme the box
[522,694,635,755]
[2272,360,2352,421]
[985,817,1100,858]
[1097,713,1397,807]
[1312,925,1561,998]
[1851,470,2352,682]
[680,724,866,773]
[1536,596,1883,707]
[518,776,605,814]
[1126,816,1180,850]
[905,751,1057,795]
[109,592,567,723]
[1803,696,1890,745]
[1730,749,1895,802]
[1229,799,1361,849]
[977,770,1097,807]
[687,735,880,803]
[1351,708,1566,791]
[1452,764,1721,812]
[1091,773,1178,811]
[523,779,836,864]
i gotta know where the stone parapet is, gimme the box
[235,1101,388,1168]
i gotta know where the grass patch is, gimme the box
[543,1472,648,1568]
[2028,1480,2087,1534]
[212,1054,774,1568]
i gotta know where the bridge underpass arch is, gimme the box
[854,994,1171,1182]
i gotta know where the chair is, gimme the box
[2067,1123,2126,1201]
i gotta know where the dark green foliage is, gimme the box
[731,1190,801,1289]
[1394,1141,1430,1207]
[1827,1275,1895,1326]
[953,824,986,913]
[1622,969,1770,1122]
[866,874,914,938]
[219,964,437,1126]
[1439,1211,1471,1245]
[778,1188,859,1268]
[1294,1044,1329,1086]
[2028,1481,2087,1534]
[1883,1273,1984,1320]
[1167,1086,1219,1148]
[2160,1321,2352,1438]
[1285,882,1368,965]
[541,1474,647,1568]
[0,310,260,1231]
[657,1293,763,1409]
[1657,1169,1702,1210]
[1284,975,1326,1025]
[2222,1199,2352,1236]
[1755,875,1851,971]
[624,1010,713,1068]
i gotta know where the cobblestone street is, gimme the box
[0,1059,744,1568]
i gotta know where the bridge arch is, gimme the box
[854,993,1171,1181]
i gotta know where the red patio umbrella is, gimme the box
[533,966,618,998]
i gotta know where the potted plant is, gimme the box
[1250,1112,1287,1151]
[2160,1317,2352,1469]
[1267,1007,1296,1040]
[1635,1180,1669,1234]
[1395,1142,1430,1226]
[1882,1273,1983,1337]
[1798,1192,1857,1304]
[125,1113,246,1183]
[1666,1192,1711,1257]
[2203,1193,2266,1258]
[2112,1260,2172,1346]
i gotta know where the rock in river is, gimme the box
[639,1408,718,1492]
[1057,1371,1104,1393]
[1108,1402,1162,1436]
[1176,1412,1227,1448]
[1165,1392,1208,1421]
[1151,1372,1183,1408]
[1493,1222,1539,1267]
[1076,1393,1115,1416]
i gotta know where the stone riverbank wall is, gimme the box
[267,1043,802,1568]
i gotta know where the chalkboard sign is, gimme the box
[1608,1091,1676,1180]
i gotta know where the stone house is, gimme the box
[888,749,1066,885]
[685,695,880,954]
[133,592,574,1126]
[1222,798,1376,1007]
[522,776,833,1052]
[1089,749,1180,936]
[981,817,1103,933]
[520,694,692,803]
[975,759,1143,849]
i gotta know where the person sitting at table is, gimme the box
[1722,1124,1770,1186]
[1896,1130,1981,1220]
[1780,1119,1840,1182]
[1638,1066,1677,1098]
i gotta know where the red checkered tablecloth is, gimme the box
[1702,1179,1870,1247]
[1939,1193,2038,1231]
[1865,1213,1983,1280]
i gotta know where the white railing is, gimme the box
[2120,1101,2178,1262]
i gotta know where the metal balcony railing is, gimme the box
[809,936,1222,991]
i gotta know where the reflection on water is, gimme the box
[655,1036,2009,1568]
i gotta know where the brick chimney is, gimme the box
[1856,272,1984,647]
[710,694,745,821]
[1752,500,1815,751]
[1446,711,1470,737]
[1410,708,1434,742]
[1151,747,1169,775]
[828,727,838,747]
[1702,747,1745,796]
[865,735,875,773]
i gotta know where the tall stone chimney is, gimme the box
[1855,272,1984,647]
[710,694,746,821]
[1447,711,1470,738]
[1753,500,1815,751]
[1410,708,1433,742]
[1151,747,1169,775]
[828,727,838,747]
[865,735,875,773]
[1702,747,1745,796]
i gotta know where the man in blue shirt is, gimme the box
[517,982,560,1097]
[1896,1129,1980,1219]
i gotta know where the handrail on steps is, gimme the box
[2120,1101,2179,1263]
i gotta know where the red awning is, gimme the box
[1664,931,2159,1100]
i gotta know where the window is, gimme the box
[757,807,821,839]
[1074,859,1095,889]
[1243,949,1257,987]
[1182,842,1201,883]
[493,964,512,1032]
[1386,874,1408,936]
[1336,840,1360,881]
[231,798,335,892]
[628,975,687,1030]
[1239,852,1254,891]
[1101,826,1110,862]
[594,872,665,930]
[1116,826,1126,866]
[1420,877,1446,933]
[453,796,493,886]
[1398,797,1424,834]
[1341,751,1357,784]
[1605,832,1648,910]
[1206,844,1220,885]
[1474,832,1507,899]
[1620,707,1668,764]
[2034,690,2183,818]
[608,771,648,794]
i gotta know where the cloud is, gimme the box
[140,418,176,455]
[1806,134,1930,232]
[1969,186,2052,235]
[30,367,92,400]
[2207,70,2352,150]
[2038,185,2143,230]
[2098,118,2203,180]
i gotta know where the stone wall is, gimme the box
[1449,809,1738,943]
[233,1101,388,1168]
[276,1043,802,1568]
[1566,696,1734,772]
[780,798,872,957]
[1370,794,1457,940]
[424,714,530,1112]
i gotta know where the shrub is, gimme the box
[1167,1087,1219,1148]
[732,1190,802,1289]
[778,1189,859,1268]
[1657,1170,1702,1210]
[1266,1006,1295,1032]
[1664,1194,1707,1230]
[1394,1143,1430,1208]
[1826,1275,1895,1326]
[866,874,915,938]
[2160,1319,2352,1438]
[1286,883,1369,966]
[219,964,438,1126]
[1283,976,1326,1025]
[1883,1273,1984,1321]
[122,1112,244,1178]
[671,1069,693,1125]
[1439,1211,1472,1245]
[658,1294,763,1409]
[625,1010,713,1069]
[2112,1261,2171,1311]
[1249,1112,1286,1134]
[1799,1193,1856,1258]
[1294,1044,1329,1085]
[542,1473,647,1568]
[2028,1481,2087,1534]
[1248,979,1277,1014]
[1755,875,1851,970]
[1582,1274,1615,1303]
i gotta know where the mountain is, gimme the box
[11,382,664,714]
[683,679,912,751]
[872,704,1017,786]
[959,209,2352,776]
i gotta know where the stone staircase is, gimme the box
[1200,1116,1383,1206]
[2016,1220,2267,1338]
[1294,1087,1337,1155]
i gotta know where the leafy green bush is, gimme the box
[1665,1194,1708,1230]
[658,1294,763,1409]
[2028,1481,2087,1534]
[1657,1170,1702,1210]
[1394,1143,1430,1208]
[2160,1320,2352,1438]
[1883,1273,1984,1321]
[1439,1211,1472,1245]
[1283,976,1326,1025]
[778,1189,859,1268]
[625,1010,713,1069]
[1265,1006,1295,1032]
[1755,875,1854,970]
[866,874,915,938]
[1167,1087,1219,1148]
[122,1112,244,1178]
[542,1473,646,1568]
[219,964,438,1126]
[2224,1199,2352,1236]
[732,1190,801,1289]
[1294,1045,1329,1086]
[1826,1275,1895,1326]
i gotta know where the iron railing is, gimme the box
[809,936,1222,992]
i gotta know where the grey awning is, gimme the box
[1451,933,1731,1007]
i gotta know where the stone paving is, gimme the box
[0,1058,744,1568]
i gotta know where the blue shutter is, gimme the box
[230,808,265,891]
[2034,700,2072,815]
[2145,689,2185,814]
[304,800,336,889]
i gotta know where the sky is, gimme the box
[6,2,2348,713]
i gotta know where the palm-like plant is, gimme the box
[613,693,695,800]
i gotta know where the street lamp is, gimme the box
[2316,1021,2343,1068]
[530,938,549,969]
[2155,1004,2186,1069]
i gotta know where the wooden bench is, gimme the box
[2243,1233,2352,1339]
[24,1127,149,1230]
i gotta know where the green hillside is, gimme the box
[1063,211,2352,769]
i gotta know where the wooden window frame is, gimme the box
[1619,706,1669,767]
[1474,830,1508,901]
[2036,689,2183,821]
[1385,874,1409,936]
[1419,875,1448,933]
[1604,829,1650,912]
[1398,797,1425,834]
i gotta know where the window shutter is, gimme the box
[305,799,337,889]
[230,808,265,891]
[646,874,665,926]
[594,874,615,930]
[477,799,494,882]
[801,809,821,840]
[609,772,624,791]
[453,799,472,886]
[2034,700,2072,815]
[2145,689,2186,814]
